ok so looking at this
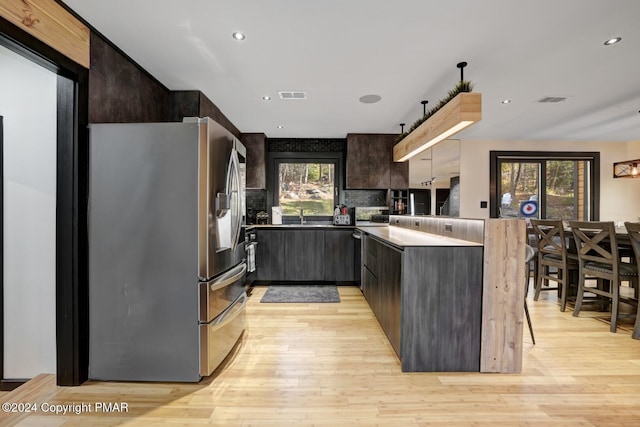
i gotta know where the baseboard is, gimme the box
[1,378,28,391]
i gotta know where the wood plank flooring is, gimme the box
[2,284,640,426]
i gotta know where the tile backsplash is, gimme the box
[247,189,388,223]
[343,190,387,207]
[246,189,267,224]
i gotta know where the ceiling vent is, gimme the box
[278,91,307,100]
[537,96,567,103]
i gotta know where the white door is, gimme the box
[1,44,57,379]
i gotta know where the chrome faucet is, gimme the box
[299,208,305,224]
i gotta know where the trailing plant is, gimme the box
[395,80,475,143]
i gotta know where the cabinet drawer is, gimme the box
[363,235,379,275]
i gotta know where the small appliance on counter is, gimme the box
[333,204,354,226]
[271,206,283,225]
[371,213,390,223]
[355,206,390,226]
[255,211,269,225]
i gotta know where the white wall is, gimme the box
[1,45,57,378]
[459,139,640,221]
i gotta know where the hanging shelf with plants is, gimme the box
[393,62,482,162]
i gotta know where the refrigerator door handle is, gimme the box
[229,149,243,251]
[212,292,247,327]
[209,262,247,292]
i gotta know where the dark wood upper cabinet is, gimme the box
[390,155,409,188]
[346,134,407,189]
[242,133,267,189]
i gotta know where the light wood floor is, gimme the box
[2,284,640,426]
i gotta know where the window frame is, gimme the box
[267,152,344,223]
[489,151,600,220]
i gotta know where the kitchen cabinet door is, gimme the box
[324,229,355,281]
[255,230,285,281]
[379,242,402,356]
[346,134,409,189]
[346,134,392,189]
[284,230,325,281]
[363,265,378,317]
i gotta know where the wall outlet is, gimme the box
[480,201,488,208]
[445,224,453,232]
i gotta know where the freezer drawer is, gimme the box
[199,263,246,323]
[200,292,247,376]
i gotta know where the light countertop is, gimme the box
[358,225,483,248]
[247,224,355,230]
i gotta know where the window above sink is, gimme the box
[267,151,344,224]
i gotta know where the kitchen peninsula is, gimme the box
[250,216,526,373]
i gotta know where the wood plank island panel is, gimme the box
[480,218,526,373]
[0,0,90,68]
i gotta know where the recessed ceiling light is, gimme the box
[277,125,284,129]
[604,37,622,46]
[262,96,271,101]
[232,32,245,41]
[359,94,382,104]
[501,99,512,104]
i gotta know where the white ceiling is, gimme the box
[64,0,640,144]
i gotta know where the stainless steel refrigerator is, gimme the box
[88,117,247,382]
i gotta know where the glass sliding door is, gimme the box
[545,160,591,220]
[491,151,598,220]
[499,161,540,218]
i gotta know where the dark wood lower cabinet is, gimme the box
[379,242,402,356]
[363,265,379,318]
[255,230,285,281]
[253,228,356,282]
[363,236,401,356]
[362,234,483,372]
[324,229,355,281]
[284,230,324,281]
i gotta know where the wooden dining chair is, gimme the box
[530,219,578,312]
[570,221,638,333]
[624,222,640,339]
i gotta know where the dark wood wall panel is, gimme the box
[243,133,267,189]
[168,90,200,122]
[168,90,241,139]
[88,32,169,123]
[199,92,241,139]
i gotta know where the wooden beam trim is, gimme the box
[393,92,481,162]
[0,0,89,68]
